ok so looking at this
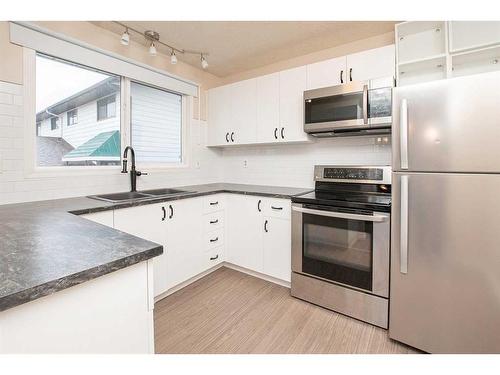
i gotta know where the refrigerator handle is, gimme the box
[400,99,409,169]
[400,175,409,274]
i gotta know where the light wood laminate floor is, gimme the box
[154,267,419,354]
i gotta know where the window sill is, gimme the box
[24,165,124,179]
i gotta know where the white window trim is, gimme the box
[23,47,193,179]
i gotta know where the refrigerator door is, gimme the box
[390,172,500,353]
[392,71,500,173]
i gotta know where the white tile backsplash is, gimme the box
[0,79,391,205]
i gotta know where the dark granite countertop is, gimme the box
[0,183,312,312]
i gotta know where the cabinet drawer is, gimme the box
[203,194,225,213]
[205,247,224,268]
[204,212,224,232]
[262,198,291,219]
[205,228,224,249]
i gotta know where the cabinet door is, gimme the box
[226,194,263,272]
[279,66,308,142]
[113,203,168,296]
[208,85,231,146]
[229,78,257,145]
[263,217,291,282]
[346,45,395,81]
[165,198,203,289]
[306,56,347,90]
[256,72,280,143]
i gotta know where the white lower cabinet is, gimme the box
[226,194,264,272]
[111,193,291,298]
[113,203,170,297]
[263,217,291,282]
[226,194,292,282]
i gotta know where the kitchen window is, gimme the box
[130,82,183,164]
[67,109,78,126]
[35,53,121,167]
[97,95,117,121]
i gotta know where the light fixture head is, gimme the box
[120,28,130,46]
[149,42,157,56]
[201,54,208,69]
[170,50,177,65]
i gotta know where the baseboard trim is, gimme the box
[222,262,291,289]
[154,262,291,303]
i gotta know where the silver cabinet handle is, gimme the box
[400,99,409,169]
[400,175,409,274]
[292,206,387,222]
[362,84,368,125]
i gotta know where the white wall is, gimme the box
[220,138,391,188]
[0,80,224,205]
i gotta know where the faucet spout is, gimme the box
[122,146,140,192]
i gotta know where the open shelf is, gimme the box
[398,55,447,86]
[452,45,500,78]
[397,21,446,64]
[450,21,500,53]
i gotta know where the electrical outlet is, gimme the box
[243,160,248,168]
[195,161,201,169]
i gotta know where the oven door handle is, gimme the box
[292,206,388,222]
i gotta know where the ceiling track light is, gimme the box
[120,28,130,46]
[200,54,208,70]
[112,21,209,69]
[170,49,177,65]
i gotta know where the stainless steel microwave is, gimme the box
[304,77,393,137]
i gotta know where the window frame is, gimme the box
[96,94,117,122]
[50,116,59,130]
[67,108,78,126]
[23,48,192,178]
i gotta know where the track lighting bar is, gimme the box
[113,21,209,57]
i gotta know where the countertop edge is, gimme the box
[0,245,163,313]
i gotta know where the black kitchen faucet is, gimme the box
[121,146,147,192]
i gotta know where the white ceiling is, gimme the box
[93,21,397,77]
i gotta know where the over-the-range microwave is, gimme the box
[304,76,393,137]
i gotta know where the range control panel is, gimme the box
[323,168,383,180]
[314,165,391,185]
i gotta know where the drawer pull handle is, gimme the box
[210,219,219,224]
[271,206,283,210]
[210,201,219,206]
[210,255,219,261]
[210,237,219,243]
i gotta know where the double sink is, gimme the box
[90,188,193,203]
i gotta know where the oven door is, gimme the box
[304,81,368,132]
[291,203,390,297]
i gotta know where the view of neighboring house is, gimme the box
[35,77,121,166]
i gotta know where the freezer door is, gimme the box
[390,172,500,353]
[392,71,500,173]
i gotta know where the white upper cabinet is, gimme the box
[279,66,309,142]
[306,56,347,89]
[256,72,280,143]
[229,78,257,145]
[346,45,395,82]
[208,84,232,146]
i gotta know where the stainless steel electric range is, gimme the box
[291,165,391,328]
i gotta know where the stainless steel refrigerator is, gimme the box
[390,71,500,353]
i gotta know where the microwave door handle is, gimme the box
[292,206,387,222]
[363,84,368,125]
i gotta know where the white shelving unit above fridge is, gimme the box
[395,21,500,86]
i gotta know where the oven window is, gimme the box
[302,212,373,291]
[305,92,364,124]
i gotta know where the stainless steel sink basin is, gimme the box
[89,188,193,203]
[139,188,190,196]
[90,191,153,203]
